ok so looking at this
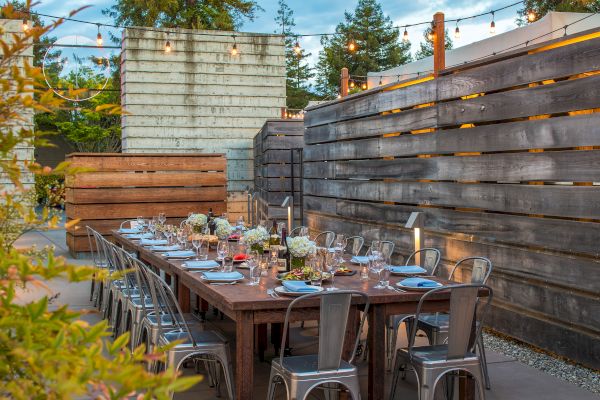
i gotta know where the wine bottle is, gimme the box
[207,208,215,234]
[269,219,280,247]
[281,227,289,272]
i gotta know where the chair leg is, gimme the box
[477,335,491,390]
[389,350,402,400]
[418,368,436,400]
[266,369,279,400]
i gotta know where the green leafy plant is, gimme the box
[0,2,200,398]
[34,172,64,208]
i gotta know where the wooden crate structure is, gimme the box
[66,153,227,256]
[253,119,303,223]
[303,31,600,368]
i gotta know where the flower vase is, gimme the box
[291,256,306,270]
[251,243,264,253]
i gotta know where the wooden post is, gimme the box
[340,67,349,97]
[433,12,445,76]
[280,106,287,119]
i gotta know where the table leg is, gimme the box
[177,277,190,313]
[368,305,386,400]
[257,324,267,362]
[459,371,476,400]
[236,311,254,400]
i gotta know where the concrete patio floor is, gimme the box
[14,228,598,400]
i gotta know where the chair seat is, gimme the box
[397,345,478,365]
[273,354,357,377]
[129,296,154,308]
[418,313,449,331]
[160,328,227,347]
[390,313,415,325]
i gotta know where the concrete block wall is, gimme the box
[120,27,286,220]
[1,19,34,190]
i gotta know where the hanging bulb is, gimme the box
[349,80,355,88]
[490,12,496,34]
[454,26,461,39]
[402,28,409,43]
[165,40,171,53]
[22,19,29,31]
[96,24,103,46]
[97,56,103,65]
[347,40,356,52]
[427,29,435,42]
[230,43,238,56]
[527,10,536,22]
[361,82,367,90]
[293,40,301,55]
[378,77,383,86]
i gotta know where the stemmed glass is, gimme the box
[324,251,340,291]
[177,229,187,250]
[148,219,156,239]
[371,252,387,289]
[164,225,174,246]
[246,251,260,286]
[192,236,202,260]
[136,215,145,228]
[158,212,166,225]
[217,240,229,270]
[334,234,347,252]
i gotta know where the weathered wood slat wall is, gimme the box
[65,153,227,256]
[303,32,600,368]
[253,119,303,222]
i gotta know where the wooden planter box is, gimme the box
[65,153,227,256]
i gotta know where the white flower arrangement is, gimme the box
[286,236,317,258]
[215,219,233,239]
[187,213,207,228]
[243,226,269,245]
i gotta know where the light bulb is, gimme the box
[490,20,496,34]
[379,77,383,86]
[97,32,103,46]
[293,41,301,55]
[348,40,356,52]
[22,19,29,31]
[361,82,367,90]
[427,31,434,41]
[230,43,238,56]
[454,26,460,39]
[528,11,536,22]
[402,28,409,43]
[349,80,355,88]
[165,40,171,53]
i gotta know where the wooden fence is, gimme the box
[253,119,303,223]
[65,153,227,256]
[303,31,600,368]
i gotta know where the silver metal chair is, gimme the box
[380,240,395,260]
[345,236,364,256]
[314,230,335,249]
[148,265,234,399]
[290,226,308,237]
[386,248,442,369]
[119,219,139,229]
[267,290,369,400]
[389,284,493,400]
[416,257,493,389]
[86,226,108,306]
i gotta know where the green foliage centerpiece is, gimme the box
[286,236,317,270]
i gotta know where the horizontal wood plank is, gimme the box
[66,171,226,188]
[65,186,227,204]
[66,201,226,220]
[66,153,226,171]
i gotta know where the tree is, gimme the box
[414,27,453,60]
[274,0,315,109]
[103,0,262,30]
[517,0,600,24]
[315,0,411,97]
[0,3,199,397]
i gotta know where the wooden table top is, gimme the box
[113,231,457,312]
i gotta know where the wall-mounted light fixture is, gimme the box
[405,212,425,266]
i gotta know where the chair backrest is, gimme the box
[380,240,395,259]
[86,226,101,267]
[119,220,139,229]
[405,248,441,276]
[289,226,308,237]
[449,257,492,284]
[408,284,493,361]
[279,290,369,371]
[346,236,364,256]
[314,231,335,248]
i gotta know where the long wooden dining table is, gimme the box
[113,232,468,400]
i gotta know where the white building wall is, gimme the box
[120,27,286,218]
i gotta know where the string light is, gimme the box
[293,39,301,55]
[402,28,409,43]
[379,77,383,85]
[527,10,536,22]
[454,20,461,39]
[96,24,103,46]
[361,82,367,90]
[230,35,238,56]
[347,39,357,52]
[22,18,29,31]
[349,80,355,88]
[164,40,171,53]
[490,12,496,34]
[427,28,435,42]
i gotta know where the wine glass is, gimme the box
[148,219,156,239]
[246,252,260,286]
[324,251,340,291]
[217,240,229,270]
[177,229,187,250]
[309,257,323,287]
[164,225,174,246]
[158,212,166,225]
[192,236,202,260]
[334,234,347,253]
[136,215,144,228]
[371,254,386,289]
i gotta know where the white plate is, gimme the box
[274,285,324,297]
[396,281,443,291]
[199,276,245,283]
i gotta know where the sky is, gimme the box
[34,0,524,70]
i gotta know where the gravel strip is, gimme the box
[483,330,600,394]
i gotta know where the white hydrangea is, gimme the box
[215,220,233,239]
[286,236,317,258]
[243,226,270,245]
[187,213,207,228]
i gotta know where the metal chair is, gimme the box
[86,226,108,305]
[345,236,364,256]
[386,248,442,369]
[314,231,335,249]
[389,284,493,400]
[290,226,308,237]
[148,264,235,399]
[416,257,493,389]
[266,290,369,400]
[119,219,140,230]
[380,240,395,260]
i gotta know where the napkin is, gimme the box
[119,228,141,234]
[150,245,181,251]
[390,265,427,274]
[140,238,168,246]
[351,255,371,264]
[163,250,195,258]
[282,281,321,292]
[399,277,441,288]
[185,260,220,269]
[202,271,244,280]
[124,233,153,239]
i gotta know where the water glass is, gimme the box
[192,236,202,260]
[222,257,234,273]
[197,238,208,260]
[158,212,166,225]
[309,259,323,287]
[380,263,391,288]
[248,264,261,285]
[334,234,346,252]
[324,252,339,291]
[136,215,145,227]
